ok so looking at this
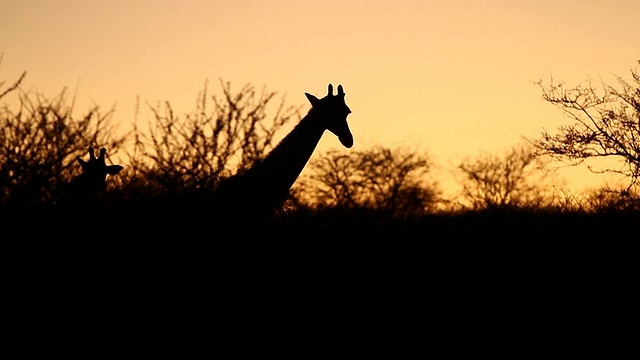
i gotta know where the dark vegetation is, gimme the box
[4,60,640,358]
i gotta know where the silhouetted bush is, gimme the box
[295,145,442,219]
[456,143,562,211]
[578,186,640,213]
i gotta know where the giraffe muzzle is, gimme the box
[339,134,354,148]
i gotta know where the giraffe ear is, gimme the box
[305,93,319,106]
[106,165,124,176]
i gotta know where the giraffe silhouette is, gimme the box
[64,146,123,204]
[213,83,353,220]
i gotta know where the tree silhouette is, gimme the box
[577,186,640,213]
[534,60,640,191]
[457,144,558,210]
[295,145,441,219]
[0,54,25,101]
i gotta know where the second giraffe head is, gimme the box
[305,84,353,148]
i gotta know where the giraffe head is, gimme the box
[71,146,123,196]
[305,84,353,148]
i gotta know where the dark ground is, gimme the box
[7,207,640,359]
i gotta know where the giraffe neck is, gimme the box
[253,109,325,193]
[214,109,327,217]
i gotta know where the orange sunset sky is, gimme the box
[1,0,639,195]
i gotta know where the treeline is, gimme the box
[2,63,640,229]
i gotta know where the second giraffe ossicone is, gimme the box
[214,83,353,219]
